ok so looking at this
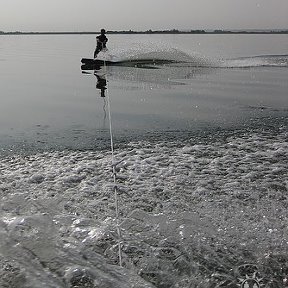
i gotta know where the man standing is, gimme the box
[94,29,108,58]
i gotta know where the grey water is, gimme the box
[0,34,287,153]
[0,34,288,287]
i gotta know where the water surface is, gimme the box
[0,34,287,153]
[0,34,288,287]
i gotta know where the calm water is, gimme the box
[0,34,288,287]
[0,34,287,153]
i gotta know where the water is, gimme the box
[0,34,288,287]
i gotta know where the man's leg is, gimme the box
[94,46,101,58]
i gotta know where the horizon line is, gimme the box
[1,28,288,35]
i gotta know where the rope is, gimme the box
[103,58,123,267]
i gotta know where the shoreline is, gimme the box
[1,30,288,35]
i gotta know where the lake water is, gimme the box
[0,34,288,287]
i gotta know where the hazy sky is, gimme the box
[1,0,288,32]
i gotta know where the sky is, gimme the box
[1,0,288,32]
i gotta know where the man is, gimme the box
[94,29,108,58]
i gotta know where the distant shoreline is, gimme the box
[1,29,288,35]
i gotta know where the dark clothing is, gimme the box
[94,33,108,58]
[96,34,108,48]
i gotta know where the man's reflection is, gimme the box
[94,71,107,125]
[94,72,107,98]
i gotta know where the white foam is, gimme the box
[222,54,288,68]
[0,128,287,286]
[98,42,215,67]
[98,43,288,69]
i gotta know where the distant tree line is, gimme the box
[1,29,288,35]
[113,29,207,34]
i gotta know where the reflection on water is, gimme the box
[94,72,108,130]
[1,60,288,155]
[94,73,107,98]
[105,64,214,87]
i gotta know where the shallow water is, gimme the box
[0,34,288,287]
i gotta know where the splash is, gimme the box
[1,124,288,287]
[97,41,288,69]
[97,42,214,67]
[221,54,288,68]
